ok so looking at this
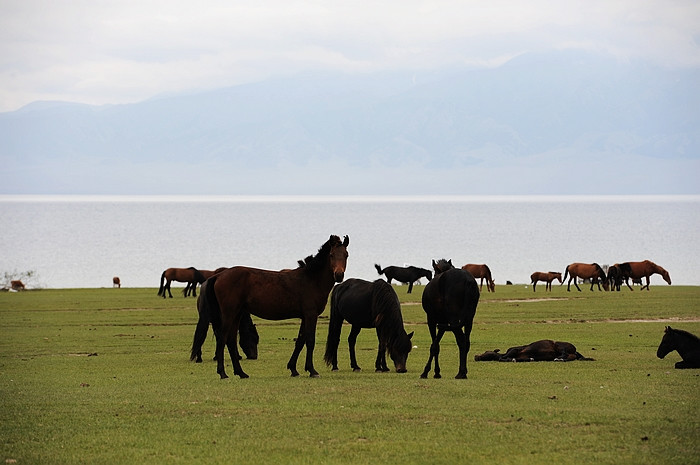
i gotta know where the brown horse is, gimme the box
[619,260,671,291]
[530,271,562,292]
[196,235,349,379]
[563,263,608,292]
[158,267,206,298]
[112,277,121,288]
[462,264,495,292]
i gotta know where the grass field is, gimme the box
[1,284,699,464]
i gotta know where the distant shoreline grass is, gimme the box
[1,286,699,464]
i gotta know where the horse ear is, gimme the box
[343,235,349,246]
[407,331,414,340]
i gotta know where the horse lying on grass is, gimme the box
[474,340,594,362]
[657,326,700,369]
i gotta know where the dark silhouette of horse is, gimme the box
[563,263,608,292]
[112,276,121,288]
[158,267,206,298]
[374,264,432,294]
[324,278,414,373]
[190,279,260,363]
[420,259,480,379]
[657,326,700,369]
[530,271,562,292]
[184,269,217,297]
[10,280,25,291]
[606,264,623,291]
[194,235,349,379]
[462,264,495,292]
[474,340,594,362]
[619,260,671,291]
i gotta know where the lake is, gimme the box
[1,195,698,289]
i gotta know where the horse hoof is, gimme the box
[309,373,320,378]
[353,368,362,372]
[219,373,229,380]
[433,373,442,379]
[455,373,467,379]
[420,373,428,379]
[331,368,339,372]
[238,373,249,379]
[290,371,300,377]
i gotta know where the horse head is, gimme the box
[388,331,413,373]
[432,259,454,276]
[657,326,675,359]
[660,268,672,285]
[329,235,349,283]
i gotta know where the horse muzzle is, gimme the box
[334,271,345,283]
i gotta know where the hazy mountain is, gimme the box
[2,50,698,194]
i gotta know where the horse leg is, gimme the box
[226,325,248,379]
[300,314,320,378]
[407,281,413,294]
[287,322,306,377]
[166,280,173,298]
[192,283,198,297]
[348,325,362,372]
[642,276,650,291]
[214,330,228,379]
[453,327,468,379]
[420,323,438,379]
[421,325,445,379]
[572,277,581,292]
[374,327,389,372]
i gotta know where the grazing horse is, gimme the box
[184,269,217,297]
[374,264,432,294]
[324,278,413,373]
[190,279,260,363]
[474,340,594,362]
[195,235,349,379]
[619,260,671,291]
[158,267,206,298]
[112,276,121,288]
[563,263,608,292]
[530,271,562,292]
[462,264,495,292]
[606,264,623,291]
[420,259,480,379]
[657,327,700,369]
[10,280,25,291]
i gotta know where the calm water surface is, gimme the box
[1,195,698,288]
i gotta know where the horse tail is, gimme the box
[575,352,595,361]
[562,265,569,284]
[374,264,384,276]
[157,271,166,296]
[192,267,206,283]
[190,290,211,362]
[324,287,344,367]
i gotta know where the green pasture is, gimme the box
[1,284,699,464]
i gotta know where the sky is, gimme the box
[1,0,700,113]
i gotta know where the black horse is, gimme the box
[324,278,414,373]
[657,326,700,369]
[190,280,259,363]
[420,259,480,379]
[374,264,432,293]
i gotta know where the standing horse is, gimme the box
[563,263,608,292]
[374,264,432,294]
[530,272,562,292]
[619,260,671,291]
[195,235,349,379]
[184,269,217,297]
[606,264,623,291]
[420,259,480,379]
[324,278,414,373]
[462,264,495,292]
[112,276,121,288]
[190,279,260,363]
[657,327,700,369]
[158,267,206,298]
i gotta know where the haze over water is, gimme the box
[1,195,698,289]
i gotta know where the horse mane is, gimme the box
[371,280,407,352]
[433,259,454,274]
[668,327,700,343]
[299,235,343,274]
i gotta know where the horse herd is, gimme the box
[156,235,696,379]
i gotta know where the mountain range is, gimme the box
[2,50,698,194]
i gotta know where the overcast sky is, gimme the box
[1,0,699,113]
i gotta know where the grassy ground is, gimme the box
[1,284,699,464]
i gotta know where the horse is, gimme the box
[618,260,671,291]
[324,278,414,373]
[184,269,217,297]
[530,272,562,292]
[112,276,121,288]
[374,264,432,294]
[420,259,480,379]
[606,264,623,291]
[657,326,700,369]
[158,267,207,298]
[10,280,25,291]
[562,263,608,292]
[462,264,495,292]
[194,235,349,379]
[190,279,260,363]
[474,340,594,362]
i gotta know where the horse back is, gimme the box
[422,268,479,325]
[331,278,375,327]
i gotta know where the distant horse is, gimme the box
[374,264,432,294]
[474,340,594,362]
[530,271,562,292]
[10,280,25,291]
[619,260,671,291]
[606,264,623,291]
[420,259,480,379]
[190,279,260,363]
[158,267,206,298]
[112,277,121,288]
[324,278,414,373]
[563,263,608,292]
[462,264,495,292]
[184,269,217,297]
[657,326,700,369]
[194,235,349,379]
